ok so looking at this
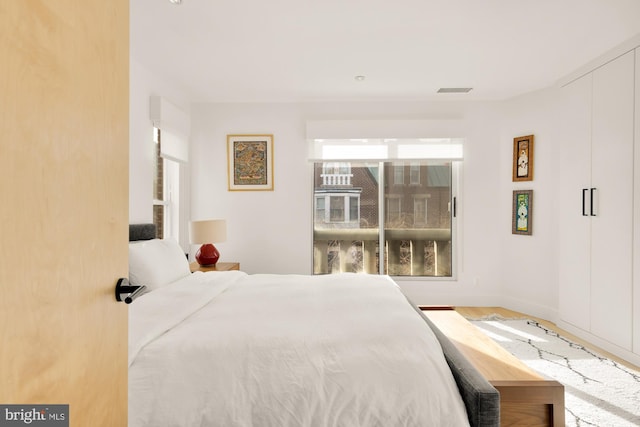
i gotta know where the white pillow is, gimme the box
[128,238,190,290]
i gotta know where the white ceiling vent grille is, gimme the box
[437,87,473,93]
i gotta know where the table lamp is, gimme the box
[189,219,227,266]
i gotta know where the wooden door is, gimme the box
[0,2,129,426]
[635,48,640,356]
[590,51,635,351]
[557,73,592,331]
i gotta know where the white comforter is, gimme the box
[129,272,470,427]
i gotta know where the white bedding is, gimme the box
[129,272,470,427]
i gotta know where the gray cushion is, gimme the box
[129,224,157,242]
[408,303,500,427]
[421,314,500,427]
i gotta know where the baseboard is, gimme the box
[556,320,640,368]
[498,295,560,324]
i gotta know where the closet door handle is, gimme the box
[582,189,588,216]
[590,188,596,216]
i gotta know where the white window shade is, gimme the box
[306,120,464,161]
[310,139,463,161]
[150,96,190,163]
[161,130,189,163]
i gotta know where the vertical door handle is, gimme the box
[590,188,596,216]
[582,189,588,216]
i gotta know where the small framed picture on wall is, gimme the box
[512,190,533,235]
[512,134,534,182]
[227,134,274,191]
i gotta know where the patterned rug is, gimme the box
[467,315,640,427]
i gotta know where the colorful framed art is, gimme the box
[512,135,534,182]
[227,134,274,191]
[512,189,533,235]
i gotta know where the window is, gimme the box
[315,197,326,222]
[393,163,404,185]
[387,196,402,223]
[409,162,421,185]
[349,196,359,223]
[413,197,427,226]
[313,160,455,277]
[153,128,181,240]
[150,96,190,249]
[330,196,345,222]
[153,127,165,239]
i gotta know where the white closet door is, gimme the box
[558,73,592,331]
[590,51,635,350]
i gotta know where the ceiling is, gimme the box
[130,0,640,103]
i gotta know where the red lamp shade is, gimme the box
[195,243,220,266]
[189,219,227,266]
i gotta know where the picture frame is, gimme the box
[512,190,533,235]
[512,135,534,182]
[227,134,274,191]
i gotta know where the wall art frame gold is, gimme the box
[512,134,534,182]
[227,134,274,191]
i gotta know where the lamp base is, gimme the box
[195,243,220,266]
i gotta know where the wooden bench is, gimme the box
[421,307,565,427]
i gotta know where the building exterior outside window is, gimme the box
[313,160,453,277]
[153,127,165,239]
[153,127,180,241]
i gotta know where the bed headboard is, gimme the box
[129,223,157,242]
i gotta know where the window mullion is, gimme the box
[378,161,385,275]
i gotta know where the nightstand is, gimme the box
[189,262,240,273]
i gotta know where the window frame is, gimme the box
[312,160,459,280]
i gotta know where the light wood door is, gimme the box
[590,51,634,351]
[0,2,129,426]
[558,72,592,331]
[635,48,640,356]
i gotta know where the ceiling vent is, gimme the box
[437,87,473,94]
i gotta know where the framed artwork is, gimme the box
[512,190,533,235]
[512,135,534,182]
[227,134,274,191]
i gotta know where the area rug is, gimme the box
[467,315,640,427]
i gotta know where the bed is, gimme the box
[127,224,499,427]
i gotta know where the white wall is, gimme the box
[189,100,514,306]
[189,103,310,275]
[497,87,563,321]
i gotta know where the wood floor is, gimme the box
[454,306,640,372]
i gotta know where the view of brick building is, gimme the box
[313,161,452,277]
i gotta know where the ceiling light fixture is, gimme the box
[437,87,473,93]
[169,0,182,4]
[354,75,366,82]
